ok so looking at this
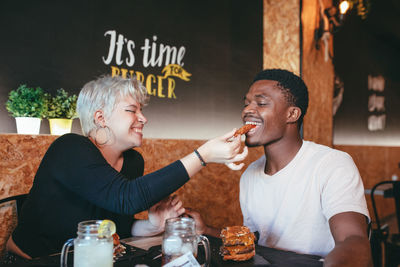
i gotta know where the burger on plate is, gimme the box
[220,226,255,261]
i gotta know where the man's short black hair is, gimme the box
[253,69,309,126]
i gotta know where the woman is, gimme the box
[5,75,247,260]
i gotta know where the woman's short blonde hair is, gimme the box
[77,75,149,136]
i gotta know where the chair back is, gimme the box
[370,181,400,233]
[0,194,28,219]
[370,180,400,267]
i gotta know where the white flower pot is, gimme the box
[49,118,73,135]
[15,117,41,134]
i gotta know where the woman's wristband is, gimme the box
[194,149,207,166]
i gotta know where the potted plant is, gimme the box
[45,88,78,135]
[5,84,47,134]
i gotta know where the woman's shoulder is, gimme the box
[123,148,144,162]
[43,134,103,167]
[49,133,92,151]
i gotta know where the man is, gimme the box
[187,69,372,267]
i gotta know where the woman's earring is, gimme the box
[94,125,111,146]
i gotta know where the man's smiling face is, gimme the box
[242,80,293,147]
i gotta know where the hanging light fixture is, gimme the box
[338,1,350,21]
[314,0,352,50]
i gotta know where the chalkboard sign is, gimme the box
[333,0,400,146]
[0,0,262,139]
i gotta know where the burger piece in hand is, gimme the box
[220,226,255,261]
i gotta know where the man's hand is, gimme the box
[184,208,221,237]
[148,195,185,231]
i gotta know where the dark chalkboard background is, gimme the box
[0,0,262,139]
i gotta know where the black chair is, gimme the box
[0,194,28,219]
[371,181,400,267]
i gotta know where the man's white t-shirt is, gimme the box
[239,141,369,257]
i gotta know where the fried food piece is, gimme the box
[112,233,126,258]
[221,246,255,261]
[234,124,256,137]
[220,226,255,261]
[221,226,255,246]
[112,233,120,246]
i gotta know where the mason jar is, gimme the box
[60,220,113,267]
[162,217,210,266]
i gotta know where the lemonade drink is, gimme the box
[74,238,113,267]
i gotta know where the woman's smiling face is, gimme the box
[242,80,292,147]
[106,95,147,149]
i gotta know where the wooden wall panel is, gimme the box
[263,0,300,74]
[302,0,334,146]
[0,134,57,257]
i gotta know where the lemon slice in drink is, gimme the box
[98,219,116,238]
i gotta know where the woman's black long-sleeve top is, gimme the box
[12,134,189,258]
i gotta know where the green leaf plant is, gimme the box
[6,84,47,118]
[44,89,78,119]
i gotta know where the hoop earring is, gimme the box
[94,125,111,146]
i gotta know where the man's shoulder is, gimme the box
[303,140,332,153]
[303,141,356,174]
[303,141,351,160]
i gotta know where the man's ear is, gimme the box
[287,106,301,124]
[93,110,106,127]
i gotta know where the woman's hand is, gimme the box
[148,195,185,231]
[197,129,248,170]
[180,129,249,177]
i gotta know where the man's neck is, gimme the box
[263,134,303,175]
